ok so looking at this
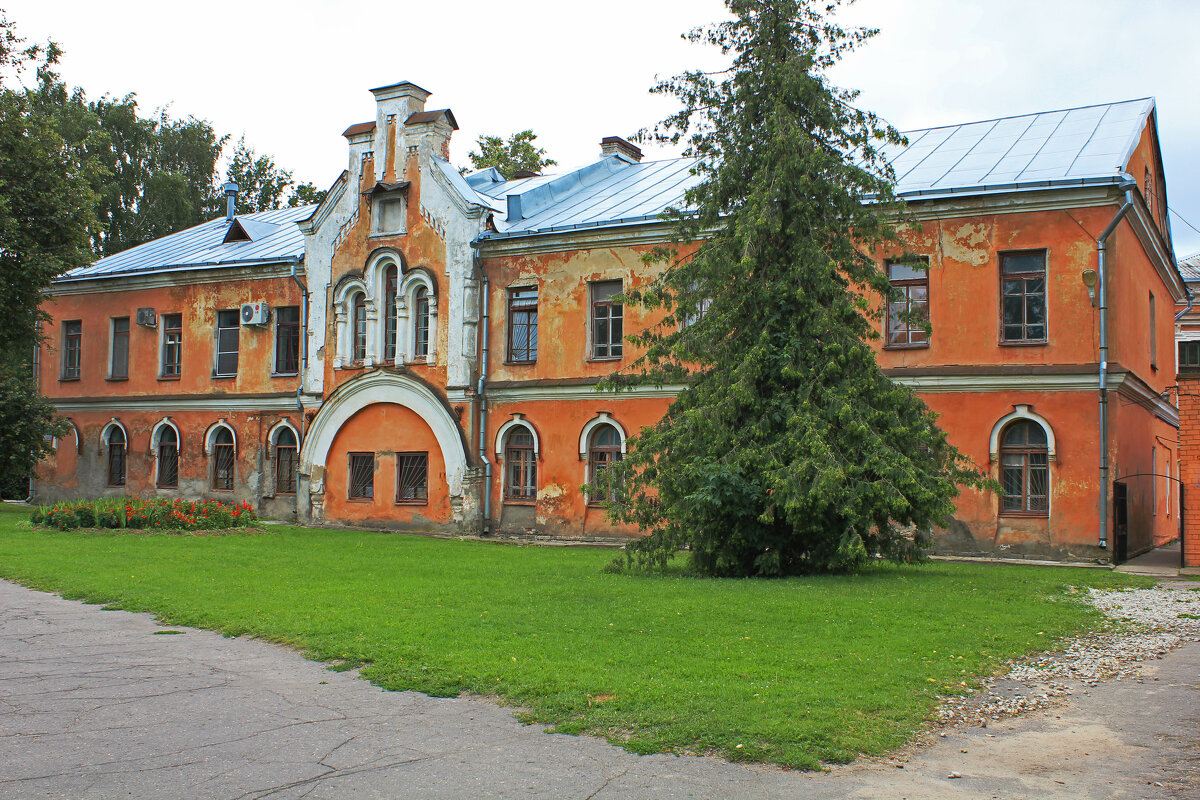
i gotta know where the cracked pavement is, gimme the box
[2,578,1198,799]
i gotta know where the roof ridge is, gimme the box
[898,98,1153,137]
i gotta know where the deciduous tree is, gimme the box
[598,0,987,576]
[467,129,556,179]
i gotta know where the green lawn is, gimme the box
[0,504,1150,769]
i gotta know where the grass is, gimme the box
[0,503,1152,769]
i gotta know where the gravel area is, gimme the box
[936,582,1200,726]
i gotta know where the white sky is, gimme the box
[9,0,1200,255]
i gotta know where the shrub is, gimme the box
[31,497,258,531]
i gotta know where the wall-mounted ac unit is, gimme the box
[135,307,157,327]
[241,302,270,326]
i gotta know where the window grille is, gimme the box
[107,427,126,487]
[414,288,431,358]
[212,428,235,491]
[384,266,398,362]
[275,428,298,495]
[157,427,178,489]
[396,452,428,504]
[508,288,538,363]
[348,452,374,500]
[504,429,536,500]
[352,294,367,362]
[999,420,1049,515]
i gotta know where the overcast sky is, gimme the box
[8,0,1200,256]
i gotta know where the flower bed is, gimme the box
[31,497,257,531]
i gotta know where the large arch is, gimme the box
[300,370,469,495]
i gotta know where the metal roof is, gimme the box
[61,205,314,282]
[476,98,1157,240]
[1179,252,1200,282]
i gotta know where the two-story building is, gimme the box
[35,82,1187,563]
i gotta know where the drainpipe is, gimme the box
[1174,289,1194,323]
[1097,178,1137,550]
[476,248,492,535]
[289,257,308,498]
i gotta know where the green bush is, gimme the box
[30,497,258,531]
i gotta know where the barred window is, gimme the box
[211,427,235,491]
[414,288,431,358]
[156,427,178,489]
[274,428,298,495]
[352,293,367,362]
[504,429,536,500]
[1000,420,1049,516]
[508,288,538,363]
[396,452,428,504]
[348,452,374,500]
[107,426,126,487]
[384,266,398,363]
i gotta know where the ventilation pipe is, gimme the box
[222,182,239,221]
[1097,177,1137,550]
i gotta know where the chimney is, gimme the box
[600,136,643,164]
[369,81,431,181]
[222,181,239,220]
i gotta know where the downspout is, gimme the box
[475,247,492,535]
[1174,289,1194,323]
[289,257,308,498]
[1097,178,1137,551]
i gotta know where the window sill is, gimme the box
[395,500,428,506]
[155,485,178,491]
[504,360,537,366]
[369,231,406,239]
[347,497,374,503]
[59,376,80,382]
[211,374,238,380]
[274,491,297,496]
[588,356,623,363]
[998,341,1048,348]
[999,511,1049,519]
[158,375,181,382]
[105,376,129,382]
[503,498,536,506]
[883,343,930,351]
[272,372,300,378]
[210,488,234,493]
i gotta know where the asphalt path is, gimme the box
[1,579,1196,799]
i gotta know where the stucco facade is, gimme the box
[34,84,1188,563]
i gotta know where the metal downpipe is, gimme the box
[1097,179,1136,550]
[289,257,309,497]
[476,251,492,534]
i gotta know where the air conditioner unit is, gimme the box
[135,307,157,327]
[241,301,270,326]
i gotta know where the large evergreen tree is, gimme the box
[599,0,986,576]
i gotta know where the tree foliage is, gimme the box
[467,129,556,179]
[597,0,987,576]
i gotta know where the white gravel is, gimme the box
[935,582,1200,726]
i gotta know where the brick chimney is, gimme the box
[600,136,643,164]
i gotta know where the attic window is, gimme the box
[223,219,252,243]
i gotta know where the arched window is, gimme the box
[1000,420,1049,516]
[274,427,298,495]
[504,428,536,500]
[106,426,126,487]
[414,286,431,358]
[156,426,178,489]
[383,265,398,363]
[587,424,622,505]
[211,427,235,491]
[352,292,367,363]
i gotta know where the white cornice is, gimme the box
[896,185,1117,222]
[477,222,683,258]
[52,395,322,413]
[50,262,299,296]
[485,382,687,403]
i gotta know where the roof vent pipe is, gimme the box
[222,182,239,221]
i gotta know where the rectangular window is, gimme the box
[885,258,929,348]
[508,287,538,363]
[161,313,182,378]
[1181,341,1200,371]
[109,317,130,379]
[215,309,240,376]
[1000,250,1047,344]
[1149,293,1157,370]
[396,452,428,504]
[275,306,300,375]
[62,320,82,379]
[348,452,374,500]
[591,280,623,359]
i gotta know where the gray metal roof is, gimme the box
[477,98,1157,240]
[61,205,314,282]
[1179,252,1200,282]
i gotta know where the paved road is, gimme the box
[1,578,1197,799]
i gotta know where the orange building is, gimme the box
[36,84,1188,564]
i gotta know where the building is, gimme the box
[35,83,1188,563]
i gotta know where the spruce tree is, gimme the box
[598,0,987,576]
